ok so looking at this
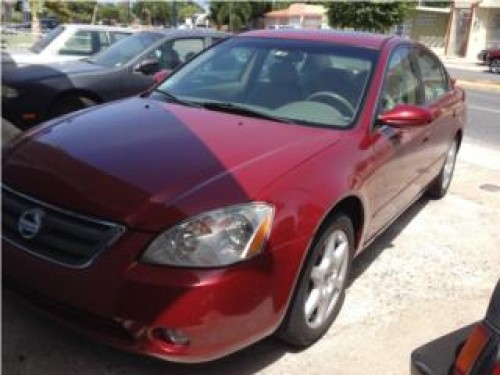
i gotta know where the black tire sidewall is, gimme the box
[427,139,458,199]
[278,214,354,347]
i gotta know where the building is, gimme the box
[264,3,328,29]
[446,0,500,58]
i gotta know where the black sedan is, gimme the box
[2,29,229,129]
[411,280,500,375]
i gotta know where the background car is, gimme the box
[411,280,500,375]
[2,29,229,129]
[3,30,465,363]
[2,24,133,67]
[487,49,500,74]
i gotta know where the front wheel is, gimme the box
[427,139,458,199]
[277,213,353,347]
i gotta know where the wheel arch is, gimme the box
[45,89,103,119]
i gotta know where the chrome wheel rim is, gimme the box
[442,142,457,190]
[305,229,349,329]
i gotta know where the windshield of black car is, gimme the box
[158,37,378,128]
[87,32,163,68]
[31,25,65,53]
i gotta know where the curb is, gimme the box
[456,79,500,91]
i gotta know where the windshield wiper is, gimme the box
[150,89,201,108]
[198,101,297,124]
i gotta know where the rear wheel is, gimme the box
[278,213,353,347]
[427,139,458,199]
[47,95,97,120]
[490,58,500,74]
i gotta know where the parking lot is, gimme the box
[2,84,500,374]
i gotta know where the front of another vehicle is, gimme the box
[2,31,165,129]
[3,31,379,362]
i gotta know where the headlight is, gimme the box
[141,203,274,267]
[2,85,19,98]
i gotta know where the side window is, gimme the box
[381,47,420,112]
[415,49,449,103]
[144,38,204,71]
[172,38,204,64]
[59,30,99,56]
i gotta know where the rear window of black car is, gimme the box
[88,32,163,68]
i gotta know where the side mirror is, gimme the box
[378,104,433,128]
[450,77,457,89]
[133,59,160,75]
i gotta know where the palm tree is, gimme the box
[209,1,251,32]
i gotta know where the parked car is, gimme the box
[3,24,133,67]
[488,49,500,74]
[2,29,466,363]
[477,47,500,74]
[2,29,229,129]
[411,280,500,375]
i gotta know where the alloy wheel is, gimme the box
[304,229,349,329]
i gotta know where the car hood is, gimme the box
[2,59,107,83]
[3,97,341,231]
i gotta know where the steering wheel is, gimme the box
[307,91,355,117]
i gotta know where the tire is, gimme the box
[427,138,458,199]
[490,58,500,74]
[277,213,354,347]
[47,95,97,120]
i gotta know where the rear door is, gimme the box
[412,47,463,184]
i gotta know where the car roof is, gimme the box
[141,28,231,38]
[239,29,396,50]
[61,24,135,32]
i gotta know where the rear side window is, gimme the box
[415,49,449,103]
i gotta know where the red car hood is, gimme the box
[3,97,341,231]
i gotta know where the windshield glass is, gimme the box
[31,25,65,53]
[87,31,163,68]
[159,37,378,128]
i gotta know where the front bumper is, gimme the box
[2,230,304,363]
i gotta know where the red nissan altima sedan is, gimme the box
[2,30,466,363]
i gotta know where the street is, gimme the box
[465,88,500,147]
[2,76,500,374]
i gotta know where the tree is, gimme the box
[209,1,252,31]
[44,1,71,23]
[327,1,414,33]
[132,1,170,26]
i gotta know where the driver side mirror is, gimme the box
[133,59,160,75]
[378,104,434,128]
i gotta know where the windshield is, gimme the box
[87,31,163,68]
[31,25,65,53]
[158,37,378,128]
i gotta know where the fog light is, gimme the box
[151,327,189,346]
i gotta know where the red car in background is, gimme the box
[2,30,466,363]
[477,47,500,74]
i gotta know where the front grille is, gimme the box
[2,185,126,267]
